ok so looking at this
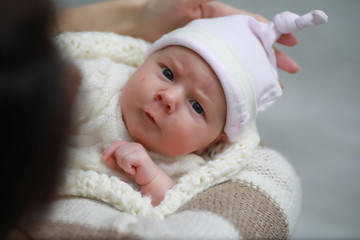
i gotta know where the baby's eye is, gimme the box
[190,100,204,115]
[162,67,173,81]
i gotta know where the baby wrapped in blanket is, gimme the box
[59,10,327,215]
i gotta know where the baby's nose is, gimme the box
[156,87,183,114]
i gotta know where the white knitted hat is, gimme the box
[145,10,328,141]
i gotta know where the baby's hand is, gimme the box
[102,140,175,206]
[101,140,158,186]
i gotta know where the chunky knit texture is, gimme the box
[13,32,301,239]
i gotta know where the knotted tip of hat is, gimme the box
[273,10,328,35]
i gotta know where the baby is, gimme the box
[101,10,328,205]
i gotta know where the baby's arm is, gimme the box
[102,140,174,206]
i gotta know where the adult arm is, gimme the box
[201,1,299,74]
[57,0,214,42]
[57,0,299,74]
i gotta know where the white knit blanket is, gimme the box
[55,32,260,219]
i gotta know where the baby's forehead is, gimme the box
[151,46,187,59]
[153,46,217,75]
[152,45,202,62]
[157,46,221,81]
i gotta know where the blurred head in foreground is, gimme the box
[0,0,78,237]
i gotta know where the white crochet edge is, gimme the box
[60,122,260,219]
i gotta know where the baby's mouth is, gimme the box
[145,111,157,126]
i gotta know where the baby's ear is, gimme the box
[218,132,228,142]
[195,132,228,155]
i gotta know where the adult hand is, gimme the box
[134,0,214,42]
[58,0,299,75]
[58,0,214,44]
[201,2,300,75]
[137,0,299,75]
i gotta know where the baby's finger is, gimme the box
[101,140,127,160]
[113,145,140,174]
[104,155,119,169]
[117,152,137,175]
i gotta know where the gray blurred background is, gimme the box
[55,1,360,239]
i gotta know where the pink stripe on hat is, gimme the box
[145,10,328,141]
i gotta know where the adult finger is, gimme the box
[184,0,214,6]
[277,33,298,46]
[275,47,300,74]
[182,0,215,20]
[279,81,284,90]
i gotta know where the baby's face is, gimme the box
[121,46,226,156]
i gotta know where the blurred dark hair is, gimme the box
[0,0,76,237]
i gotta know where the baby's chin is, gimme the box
[144,142,191,157]
[136,138,194,157]
[128,128,198,157]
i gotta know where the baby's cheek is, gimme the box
[169,131,201,155]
